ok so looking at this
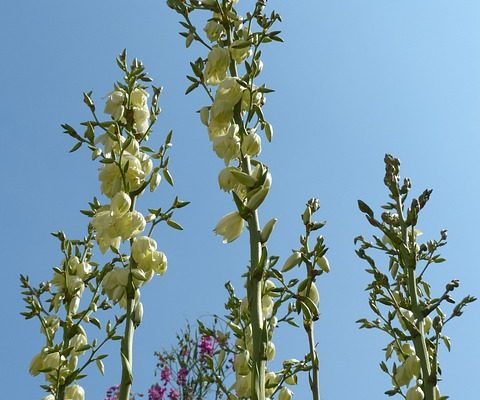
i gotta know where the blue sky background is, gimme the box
[1,0,480,398]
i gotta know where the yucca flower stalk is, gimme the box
[356,154,476,400]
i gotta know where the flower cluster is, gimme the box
[24,53,187,400]
[356,155,476,399]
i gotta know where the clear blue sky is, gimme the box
[2,0,480,398]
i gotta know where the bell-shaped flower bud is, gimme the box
[246,186,269,211]
[316,255,330,273]
[233,350,250,376]
[150,172,161,192]
[204,20,225,42]
[406,385,424,400]
[29,350,45,376]
[133,301,144,326]
[405,355,421,378]
[266,341,276,361]
[279,387,293,400]
[298,282,320,306]
[265,372,279,397]
[200,106,210,126]
[260,218,277,243]
[234,373,251,398]
[282,251,302,272]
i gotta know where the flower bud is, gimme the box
[266,341,276,361]
[279,387,293,400]
[199,106,210,126]
[282,252,302,272]
[133,301,144,326]
[234,374,251,398]
[406,385,424,400]
[316,255,330,273]
[150,172,161,192]
[264,122,273,142]
[29,350,45,376]
[260,218,277,243]
[69,296,81,314]
[265,372,279,397]
[246,186,269,211]
[204,20,224,42]
[405,355,421,378]
[424,316,432,333]
[285,374,297,385]
[233,350,250,376]
[298,283,319,306]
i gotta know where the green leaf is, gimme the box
[96,359,105,375]
[167,220,184,230]
[69,142,82,153]
[163,169,174,186]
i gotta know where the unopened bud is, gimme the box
[132,301,144,326]
[316,255,330,273]
[246,186,269,211]
[260,218,277,243]
[199,106,209,126]
[150,172,161,192]
[281,251,302,272]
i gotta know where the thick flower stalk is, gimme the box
[167,1,282,399]
[23,51,187,400]
[355,154,476,400]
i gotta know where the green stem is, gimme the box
[397,196,435,400]
[225,19,266,400]
[118,288,135,400]
[118,197,138,400]
[305,319,320,400]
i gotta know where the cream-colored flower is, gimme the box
[233,350,250,376]
[204,20,224,42]
[218,167,240,192]
[279,387,293,400]
[204,46,230,85]
[241,130,261,156]
[230,40,252,64]
[133,105,150,134]
[235,373,251,398]
[111,191,131,216]
[29,350,45,376]
[102,268,129,305]
[216,77,244,106]
[213,125,240,165]
[406,385,424,400]
[91,210,121,253]
[214,211,244,243]
[70,333,88,356]
[116,210,146,240]
[65,384,85,400]
[130,87,149,108]
[266,341,276,361]
[67,256,92,279]
[104,90,126,121]
[265,372,279,397]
